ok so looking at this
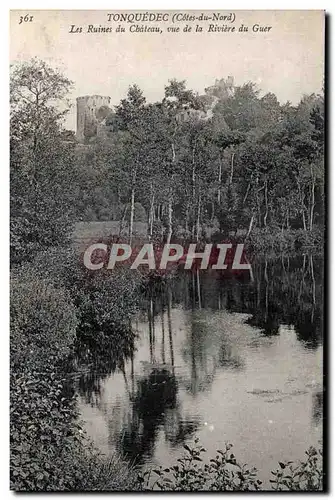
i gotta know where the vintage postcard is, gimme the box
[10,10,325,492]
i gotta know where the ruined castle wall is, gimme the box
[76,95,111,142]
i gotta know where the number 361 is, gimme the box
[19,15,34,24]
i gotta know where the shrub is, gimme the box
[11,368,79,491]
[138,440,324,492]
[10,368,137,491]
[10,247,142,491]
[10,275,78,369]
[72,266,140,342]
[270,446,323,491]
[138,440,262,491]
[174,225,192,242]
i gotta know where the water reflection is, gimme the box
[117,368,178,463]
[312,390,323,426]
[77,255,323,482]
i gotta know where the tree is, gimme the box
[114,85,147,244]
[10,58,75,264]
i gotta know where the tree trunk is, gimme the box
[129,186,135,245]
[167,195,173,245]
[192,143,196,200]
[196,191,201,242]
[218,156,222,203]
[148,187,155,240]
[246,214,254,239]
[256,177,262,226]
[309,168,315,232]
[185,202,189,232]
[229,152,235,184]
[263,178,268,227]
[296,176,307,232]
[166,138,176,244]
[118,204,128,238]
[211,201,215,222]
[302,210,307,231]
[243,182,251,205]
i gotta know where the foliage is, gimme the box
[10,59,76,264]
[270,446,323,491]
[72,77,324,249]
[137,440,323,492]
[11,368,79,491]
[10,273,78,370]
[10,250,141,492]
[247,227,323,255]
[138,440,261,491]
[10,367,136,491]
[10,254,140,491]
[9,60,324,492]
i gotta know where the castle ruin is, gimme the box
[76,95,112,143]
[75,78,234,142]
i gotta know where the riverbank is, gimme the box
[10,248,140,491]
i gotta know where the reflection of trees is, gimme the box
[312,390,323,426]
[146,287,175,370]
[168,256,322,348]
[118,368,178,463]
[163,410,199,446]
[180,312,244,396]
[145,275,245,398]
[167,288,175,373]
[182,317,215,395]
[75,255,322,466]
[104,284,199,465]
[109,367,199,465]
[74,326,136,406]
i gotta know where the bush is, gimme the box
[270,446,323,491]
[10,275,78,369]
[10,258,139,491]
[73,266,140,337]
[10,368,136,491]
[294,227,324,251]
[138,440,262,491]
[138,440,324,492]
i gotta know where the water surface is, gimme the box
[78,256,323,486]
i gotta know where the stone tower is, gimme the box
[76,95,111,142]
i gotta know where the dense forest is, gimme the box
[74,78,324,249]
[11,58,324,265]
[10,59,324,491]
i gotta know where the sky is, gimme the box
[10,10,325,131]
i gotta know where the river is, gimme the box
[77,255,323,487]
